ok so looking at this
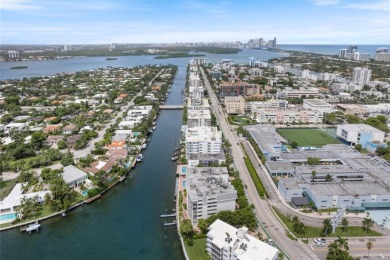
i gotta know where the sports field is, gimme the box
[276,128,341,147]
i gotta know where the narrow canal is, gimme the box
[0,66,185,260]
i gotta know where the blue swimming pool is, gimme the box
[182,181,186,188]
[0,212,17,221]
[82,190,89,197]
[181,166,187,174]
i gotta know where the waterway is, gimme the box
[0,49,284,259]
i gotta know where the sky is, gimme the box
[1,0,390,44]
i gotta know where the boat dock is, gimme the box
[164,221,177,226]
[160,214,176,218]
[21,223,41,234]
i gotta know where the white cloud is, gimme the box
[0,0,43,10]
[312,0,339,6]
[345,0,390,12]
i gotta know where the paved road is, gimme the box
[200,67,317,260]
[310,236,390,259]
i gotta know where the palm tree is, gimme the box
[362,217,374,233]
[311,170,317,182]
[327,241,340,257]
[341,217,349,232]
[325,173,333,182]
[323,218,332,236]
[335,236,349,252]
[366,241,373,258]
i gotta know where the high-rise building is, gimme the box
[375,53,390,62]
[64,45,72,51]
[352,67,372,85]
[300,69,310,79]
[339,49,347,58]
[249,57,256,67]
[7,50,19,59]
[376,47,388,53]
[266,40,274,49]
[347,45,358,53]
[110,43,117,49]
[259,38,264,47]
[273,37,277,48]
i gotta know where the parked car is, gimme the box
[316,242,325,247]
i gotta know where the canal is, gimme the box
[0,67,185,260]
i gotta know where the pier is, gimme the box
[159,105,184,110]
[160,214,176,218]
[164,221,177,226]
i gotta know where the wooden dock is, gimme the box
[164,221,177,226]
[160,214,176,218]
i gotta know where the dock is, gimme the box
[21,223,41,234]
[160,214,176,218]
[84,194,101,204]
[164,221,177,226]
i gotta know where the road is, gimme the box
[200,67,316,260]
[310,236,390,259]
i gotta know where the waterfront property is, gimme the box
[185,127,223,155]
[61,165,89,188]
[186,167,237,225]
[206,219,278,260]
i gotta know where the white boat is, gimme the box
[136,154,143,162]
[152,126,156,130]
[25,223,41,233]
[141,143,147,149]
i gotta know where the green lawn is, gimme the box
[228,116,253,125]
[184,238,210,260]
[273,207,381,238]
[276,128,341,147]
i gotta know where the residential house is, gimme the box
[61,165,88,188]
[62,124,77,135]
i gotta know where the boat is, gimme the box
[141,143,147,149]
[152,126,156,130]
[171,156,178,161]
[25,223,41,234]
[136,154,143,162]
[61,212,66,217]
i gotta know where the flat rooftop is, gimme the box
[266,161,294,172]
[187,150,226,161]
[339,124,384,134]
[304,99,331,106]
[282,150,338,161]
[309,183,349,196]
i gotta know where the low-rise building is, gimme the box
[61,165,88,188]
[4,122,27,132]
[186,167,237,225]
[303,99,333,114]
[45,135,65,147]
[206,219,278,260]
[336,124,385,148]
[224,96,245,115]
[252,108,323,124]
[62,124,77,135]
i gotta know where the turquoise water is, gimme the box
[81,190,89,197]
[0,212,17,221]
[181,166,187,174]
[182,181,186,188]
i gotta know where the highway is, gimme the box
[200,67,317,260]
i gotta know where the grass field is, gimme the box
[184,238,210,260]
[277,128,341,147]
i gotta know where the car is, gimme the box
[378,255,384,258]
[316,242,325,247]
[320,238,326,243]
[314,238,322,243]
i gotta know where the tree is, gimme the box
[335,236,349,252]
[341,217,349,232]
[376,115,388,124]
[197,219,208,234]
[311,170,317,182]
[180,219,194,239]
[362,217,374,233]
[31,132,47,149]
[346,114,361,124]
[322,218,332,236]
[307,157,321,165]
[291,141,298,149]
[366,241,373,258]
[325,174,333,182]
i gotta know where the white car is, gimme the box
[314,238,322,243]
[316,242,325,247]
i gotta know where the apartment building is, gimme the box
[186,167,237,225]
[185,127,222,154]
[206,219,278,260]
[224,96,245,115]
[253,108,323,124]
[187,110,212,128]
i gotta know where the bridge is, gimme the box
[159,105,184,110]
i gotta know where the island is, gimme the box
[153,53,206,59]
[105,57,118,60]
[10,66,28,69]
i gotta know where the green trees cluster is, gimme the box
[307,157,321,165]
[291,215,306,236]
[326,237,355,260]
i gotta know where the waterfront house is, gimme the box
[61,165,88,188]
[106,140,127,150]
[83,158,118,177]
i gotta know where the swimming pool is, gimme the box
[0,212,17,221]
[181,166,187,174]
[182,181,186,188]
[82,190,89,197]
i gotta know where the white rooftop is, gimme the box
[208,219,279,260]
[62,165,88,184]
